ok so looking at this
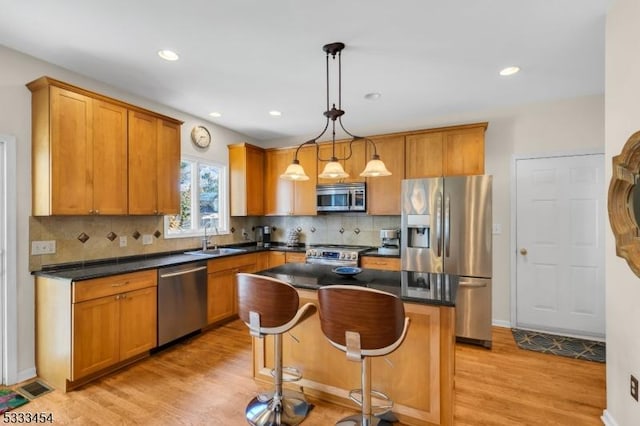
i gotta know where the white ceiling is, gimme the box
[0,0,609,142]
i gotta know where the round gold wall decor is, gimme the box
[609,130,640,277]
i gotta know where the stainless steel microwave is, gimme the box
[317,183,366,212]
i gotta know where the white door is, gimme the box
[515,154,605,338]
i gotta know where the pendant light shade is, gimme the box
[280,160,309,181]
[319,160,349,179]
[360,155,392,177]
[280,42,391,181]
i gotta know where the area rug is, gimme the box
[511,328,605,363]
[0,389,29,414]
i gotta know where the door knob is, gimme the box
[520,248,528,255]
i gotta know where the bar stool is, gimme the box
[237,273,317,426]
[317,285,410,426]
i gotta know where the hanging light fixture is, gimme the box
[280,42,391,181]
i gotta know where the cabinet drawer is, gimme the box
[207,253,257,273]
[285,252,306,263]
[360,256,401,271]
[72,270,157,303]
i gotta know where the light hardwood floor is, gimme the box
[14,321,605,425]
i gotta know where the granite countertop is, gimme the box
[34,242,308,281]
[256,263,457,307]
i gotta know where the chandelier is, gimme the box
[280,42,391,181]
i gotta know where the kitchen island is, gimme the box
[253,264,457,426]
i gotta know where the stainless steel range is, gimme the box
[305,245,370,267]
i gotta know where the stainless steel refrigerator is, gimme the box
[401,176,492,348]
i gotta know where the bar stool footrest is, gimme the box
[270,366,303,382]
[348,388,394,416]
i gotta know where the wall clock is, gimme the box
[191,125,211,148]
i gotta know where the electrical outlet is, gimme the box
[142,234,153,245]
[119,236,127,247]
[631,375,638,401]
[31,240,56,255]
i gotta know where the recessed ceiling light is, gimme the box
[499,66,520,76]
[158,50,179,61]
[364,92,382,100]
[209,112,222,118]
[269,110,282,117]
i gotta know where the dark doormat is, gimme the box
[16,380,53,399]
[511,328,605,363]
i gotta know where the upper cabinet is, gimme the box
[128,111,180,215]
[405,123,487,179]
[27,76,182,216]
[264,146,317,216]
[366,134,405,215]
[229,143,265,216]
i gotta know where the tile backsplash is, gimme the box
[29,214,400,271]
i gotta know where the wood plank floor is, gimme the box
[14,321,605,425]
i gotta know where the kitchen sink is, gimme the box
[185,248,247,256]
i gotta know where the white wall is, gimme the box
[0,45,257,382]
[264,95,605,325]
[604,0,640,424]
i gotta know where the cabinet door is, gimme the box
[207,269,236,324]
[72,295,119,380]
[293,145,317,215]
[119,287,158,359]
[285,252,306,263]
[268,251,287,268]
[92,99,128,215]
[342,139,366,183]
[405,132,444,179]
[156,119,181,215]
[128,110,158,214]
[366,135,405,215]
[229,144,265,216]
[50,86,93,215]
[360,256,401,271]
[264,149,294,215]
[443,127,485,176]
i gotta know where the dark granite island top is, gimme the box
[255,262,458,307]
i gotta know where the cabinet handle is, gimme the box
[111,281,130,287]
[88,209,94,214]
[95,209,100,215]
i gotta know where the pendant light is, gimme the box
[280,42,391,181]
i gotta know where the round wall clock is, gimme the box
[191,125,211,148]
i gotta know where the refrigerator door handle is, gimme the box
[435,193,442,257]
[459,280,488,288]
[444,193,451,257]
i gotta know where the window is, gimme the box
[165,157,228,238]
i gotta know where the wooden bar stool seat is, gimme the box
[237,273,317,426]
[317,285,410,426]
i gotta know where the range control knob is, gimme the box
[350,253,357,260]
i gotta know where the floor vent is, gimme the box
[17,380,53,399]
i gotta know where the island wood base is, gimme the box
[252,289,455,426]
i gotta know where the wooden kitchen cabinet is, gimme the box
[284,251,306,263]
[405,123,487,179]
[128,111,181,215]
[360,256,401,271]
[207,253,258,324]
[27,76,182,217]
[264,146,317,216]
[229,143,265,216]
[36,269,157,391]
[366,134,405,215]
[266,251,287,268]
[317,139,366,184]
[28,80,128,215]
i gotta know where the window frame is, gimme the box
[164,155,229,239]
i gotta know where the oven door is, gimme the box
[317,188,350,212]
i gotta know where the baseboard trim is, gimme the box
[16,367,37,385]
[492,319,511,328]
[601,409,618,426]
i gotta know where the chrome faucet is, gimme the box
[212,227,219,250]
[202,223,211,250]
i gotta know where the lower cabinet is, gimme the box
[207,253,258,325]
[360,256,401,271]
[36,269,157,392]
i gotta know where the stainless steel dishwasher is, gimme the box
[157,261,208,346]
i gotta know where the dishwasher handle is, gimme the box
[159,265,207,278]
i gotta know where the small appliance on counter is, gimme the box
[378,229,400,255]
[254,225,272,248]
